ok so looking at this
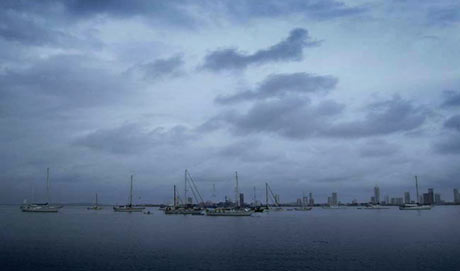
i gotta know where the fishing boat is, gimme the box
[113,175,145,212]
[206,172,254,217]
[399,176,432,210]
[20,168,60,213]
[87,193,103,210]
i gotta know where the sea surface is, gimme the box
[1,205,459,271]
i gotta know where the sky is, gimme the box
[1,0,460,204]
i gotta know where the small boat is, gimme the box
[113,175,145,212]
[21,168,60,213]
[87,193,103,210]
[399,176,432,211]
[206,208,254,216]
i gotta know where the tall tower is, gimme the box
[374,186,381,204]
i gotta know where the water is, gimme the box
[1,206,459,271]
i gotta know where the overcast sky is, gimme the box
[1,0,460,204]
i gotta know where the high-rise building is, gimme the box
[404,192,411,204]
[454,189,460,203]
[309,192,314,206]
[239,193,244,207]
[434,193,441,204]
[370,196,376,203]
[374,186,381,204]
[423,188,434,205]
[331,192,338,205]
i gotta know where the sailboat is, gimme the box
[399,176,432,210]
[113,175,145,212]
[164,181,204,215]
[206,172,254,216]
[265,183,283,211]
[87,193,103,210]
[295,192,312,211]
[20,168,60,213]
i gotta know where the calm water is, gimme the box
[1,205,459,271]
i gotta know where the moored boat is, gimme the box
[113,175,145,212]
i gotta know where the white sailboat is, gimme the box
[21,168,60,213]
[87,193,103,210]
[265,183,283,211]
[206,172,254,216]
[295,192,312,211]
[113,175,145,212]
[399,176,432,210]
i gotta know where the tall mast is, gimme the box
[415,175,419,204]
[46,168,50,204]
[235,171,239,207]
[184,169,188,204]
[265,183,268,207]
[96,193,98,206]
[130,175,133,206]
[173,185,177,207]
[253,186,257,203]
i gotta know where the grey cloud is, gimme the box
[222,0,367,21]
[75,123,193,155]
[0,54,130,113]
[204,97,344,139]
[441,90,460,107]
[130,55,185,80]
[205,95,426,139]
[434,135,460,154]
[216,73,337,104]
[359,139,400,158]
[444,115,460,132]
[324,96,428,138]
[218,139,281,162]
[202,28,319,71]
[427,5,460,26]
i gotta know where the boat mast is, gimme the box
[46,168,50,204]
[415,175,419,204]
[129,175,133,206]
[96,193,98,207]
[265,183,269,207]
[173,185,177,207]
[184,169,188,204]
[235,171,239,207]
[253,186,257,204]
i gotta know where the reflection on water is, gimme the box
[1,205,459,271]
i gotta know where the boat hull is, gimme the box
[20,205,59,213]
[206,209,254,216]
[164,208,204,215]
[399,205,432,210]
